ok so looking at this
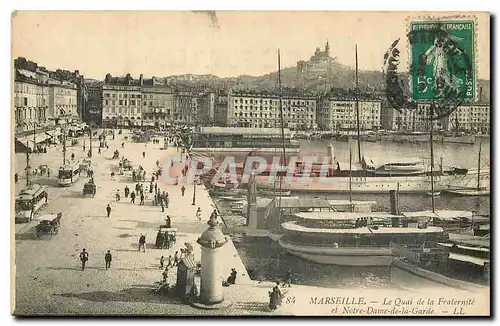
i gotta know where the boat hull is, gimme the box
[279,239,393,266]
[255,170,489,194]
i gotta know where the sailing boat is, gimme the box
[446,141,490,196]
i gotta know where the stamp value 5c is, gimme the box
[409,18,476,102]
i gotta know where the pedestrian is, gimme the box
[196,207,202,221]
[159,255,165,269]
[79,248,89,271]
[175,176,179,185]
[154,183,158,193]
[106,204,112,217]
[142,151,146,158]
[284,268,293,287]
[140,193,145,205]
[14,173,18,183]
[98,147,101,154]
[149,183,153,194]
[173,251,179,266]
[124,185,130,198]
[83,144,86,151]
[166,255,173,268]
[138,234,146,252]
[47,168,50,178]
[115,190,120,201]
[181,185,185,196]
[162,267,169,283]
[160,199,164,212]
[121,142,124,148]
[71,153,75,161]
[130,191,136,203]
[111,172,115,180]
[105,250,112,270]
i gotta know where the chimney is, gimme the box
[139,74,143,86]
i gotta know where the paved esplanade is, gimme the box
[14,130,461,316]
[13,130,285,315]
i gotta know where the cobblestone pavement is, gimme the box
[13,130,270,316]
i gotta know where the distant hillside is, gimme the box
[164,65,489,102]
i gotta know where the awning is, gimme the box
[16,133,52,146]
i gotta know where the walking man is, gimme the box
[138,234,146,252]
[181,185,185,197]
[79,248,89,271]
[159,255,165,269]
[106,204,112,218]
[105,250,112,270]
[140,193,145,206]
[130,191,136,204]
[196,207,202,221]
[142,151,146,158]
[173,251,179,266]
[160,198,164,212]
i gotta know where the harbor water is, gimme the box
[230,139,490,288]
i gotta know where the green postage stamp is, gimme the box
[409,18,476,102]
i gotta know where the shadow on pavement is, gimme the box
[31,178,58,187]
[233,301,271,312]
[55,287,186,304]
[15,232,38,241]
[60,190,85,198]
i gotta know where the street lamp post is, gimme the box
[89,125,93,157]
[192,175,197,206]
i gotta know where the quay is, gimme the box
[13,130,488,316]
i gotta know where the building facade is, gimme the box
[447,104,490,133]
[14,69,50,133]
[141,84,175,128]
[84,80,103,126]
[317,98,381,130]
[227,90,317,130]
[47,80,78,123]
[101,74,142,127]
[378,103,489,133]
[197,92,216,125]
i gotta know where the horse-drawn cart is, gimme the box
[83,179,97,197]
[35,213,62,238]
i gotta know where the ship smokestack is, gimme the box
[389,190,399,215]
[326,144,335,166]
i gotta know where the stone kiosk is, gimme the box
[196,212,228,305]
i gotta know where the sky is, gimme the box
[11,11,490,80]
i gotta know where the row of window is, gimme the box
[14,108,47,121]
[103,93,176,100]
[234,98,315,105]
[103,107,142,114]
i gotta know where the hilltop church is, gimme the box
[297,40,337,74]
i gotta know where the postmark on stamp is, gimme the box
[408,17,476,103]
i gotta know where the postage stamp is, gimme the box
[408,17,477,103]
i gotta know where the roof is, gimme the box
[277,197,332,209]
[178,255,197,269]
[403,210,473,220]
[294,211,398,221]
[16,184,46,199]
[256,197,273,208]
[199,127,292,136]
[363,156,423,167]
[282,221,444,234]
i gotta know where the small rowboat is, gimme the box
[425,191,441,197]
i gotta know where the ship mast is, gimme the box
[477,141,482,191]
[429,103,435,213]
[355,44,362,165]
[277,49,286,271]
[278,49,285,214]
